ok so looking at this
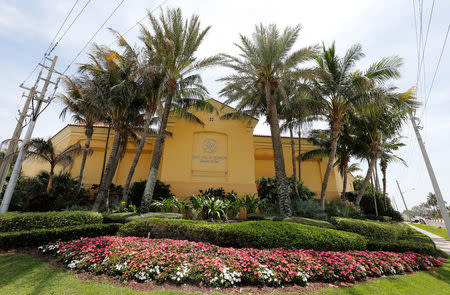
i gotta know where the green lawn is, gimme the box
[409,223,450,241]
[1,253,449,295]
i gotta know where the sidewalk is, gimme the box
[407,223,450,256]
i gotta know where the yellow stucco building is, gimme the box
[22,99,353,199]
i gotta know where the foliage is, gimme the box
[198,187,238,202]
[0,210,102,232]
[256,176,315,213]
[292,199,328,220]
[409,223,449,241]
[41,236,443,288]
[111,201,136,213]
[0,223,120,250]
[325,200,365,219]
[102,212,182,224]
[283,216,336,229]
[330,217,408,240]
[127,180,172,209]
[118,218,367,251]
[9,172,89,212]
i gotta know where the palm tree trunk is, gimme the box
[371,174,378,216]
[374,159,381,191]
[92,133,121,211]
[289,126,299,197]
[99,125,111,184]
[342,166,348,202]
[381,161,387,210]
[47,166,54,192]
[264,82,291,217]
[298,128,301,181]
[355,156,377,210]
[122,113,153,203]
[141,89,175,212]
[320,126,340,208]
[76,127,93,193]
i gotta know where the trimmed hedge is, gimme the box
[0,211,103,232]
[118,218,367,251]
[0,223,121,250]
[284,216,336,229]
[367,228,436,255]
[102,212,182,224]
[330,217,408,240]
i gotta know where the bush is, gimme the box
[325,201,364,219]
[330,217,408,240]
[118,218,367,251]
[292,199,327,220]
[0,223,121,250]
[256,176,315,213]
[127,180,172,208]
[9,172,89,211]
[0,211,103,232]
[284,217,336,229]
[102,212,182,224]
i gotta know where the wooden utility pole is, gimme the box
[0,73,42,193]
[0,56,59,213]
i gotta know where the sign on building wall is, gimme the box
[192,132,228,178]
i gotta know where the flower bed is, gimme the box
[39,236,444,288]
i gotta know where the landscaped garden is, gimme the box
[409,223,450,241]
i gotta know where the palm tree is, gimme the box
[80,44,146,211]
[140,8,219,212]
[378,137,406,209]
[353,87,417,209]
[220,24,315,217]
[59,77,100,192]
[311,42,403,208]
[24,138,81,191]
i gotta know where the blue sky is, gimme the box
[0,0,449,210]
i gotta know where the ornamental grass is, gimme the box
[39,236,444,288]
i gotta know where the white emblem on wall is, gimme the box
[202,138,217,153]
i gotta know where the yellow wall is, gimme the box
[21,99,353,200]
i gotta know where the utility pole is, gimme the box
[409,113,450,237]
[0,56,59,213]
[396,180,410,221]
[0,73,42,193]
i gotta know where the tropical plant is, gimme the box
[79,42,147,211]
[151,196,179,213]
[311,42,403,208]
[140,8,220,212]
[23,138,81,192]
[352,87,417,209]
[59,77,101,192]
[220,24,316,217]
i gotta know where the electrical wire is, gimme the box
[62,0,127,75]
[47,0,91,56]
[20,0,82,86]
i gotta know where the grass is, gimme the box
[409,223,450,241]
[0,253,449,295]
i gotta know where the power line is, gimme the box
[62,0,127,75]
[47,0,92,56]
[20,0,82,86]
[108,0,169,47]
[424,24,450,108]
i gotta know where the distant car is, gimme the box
[412,216,426,224]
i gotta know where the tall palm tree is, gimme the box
[378,137,406,208]
[24,138,81,192]
[311,42,403,208]
[353,87,417,209]
[140,8,219,212]
[220,24,315,217]
[80,44,146,211]
[59,77,100,192]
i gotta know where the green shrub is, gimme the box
[330,217,408,240]
[367,228,436,255]
[256,176,315,212]
[284,217,336,229]
[325,201,365,219]
[127,180,172,208]
[0,211,103,232]
[292,199,327,220]
[0,223,121,250]
[102,212,182,224]
[118,218,367,251]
